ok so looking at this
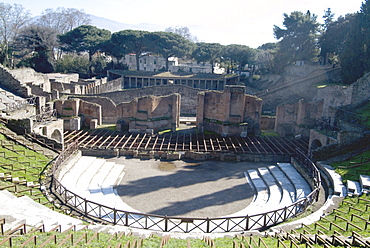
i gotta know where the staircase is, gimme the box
[227,162,312,218]
[58,155,138,212]
[0,189,83,232]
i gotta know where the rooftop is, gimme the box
[109,70,238,79]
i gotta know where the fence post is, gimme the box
[245,215,249,231]
[113,209,117,225]
[164,216,168,232]
[206,217,210,233]
[125,212,129,226]
[84,199,88,216]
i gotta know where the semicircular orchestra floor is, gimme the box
[111,157,268,218]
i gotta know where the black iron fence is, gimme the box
[49,144,321,233]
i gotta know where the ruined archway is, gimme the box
[51,129,62,143]
[310,139,322,150]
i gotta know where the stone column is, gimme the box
[196,92,205,132]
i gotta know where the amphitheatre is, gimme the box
[0,63,370,247]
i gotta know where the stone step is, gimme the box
[360,175,370,194]
[0,190,82,233]
[277,163,311,200]
[268,165,295,206]
[247,169,269,204]
[76,158,106,195]
[347,180,362,196]
[320,163,347,197]
[57,151,82,181]
[60,156,97,190]
[258,167,282,207]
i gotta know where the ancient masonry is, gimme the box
[197,85,262,136]
[0,65,369,152]
[116,94,180,133]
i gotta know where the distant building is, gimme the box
[122,53,224,74]
[107,70,239,91]
[123,54,178,72]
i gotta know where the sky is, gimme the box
[2,0,366,48]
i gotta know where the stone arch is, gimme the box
[51,129,62,143]
[310,139,322,150]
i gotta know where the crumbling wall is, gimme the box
[260,116,276,130]
[351,72,370,106]
[54,98,102,130]
[313,85,353,116]
[85,77,121,94]
[33,119,64,144]
[68,96,117,124]
[197,86,262,136]
[116,94,180,132]
[275,99,324,137]
[256,66,340,113]
[98,85,203,115]
[0,65,32,97]
[10,67,51,93]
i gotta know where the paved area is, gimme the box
[111,157,273,218]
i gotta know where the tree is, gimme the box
[55,54,90,75]
[339,14,365,84]
[223,44,257,74]
[339,0,370,84]
[319,14,356,65]
[192,42,223,73]
[145,31,194,71]
[14,24,58,72]
[58,25,111,74]
[273,11,320,72]
[165,26,198,42]
[37,7,91,34]
[110,30,149,71]
[0,3,30,67]
[256,43,278,75]
[36,7,91,59]
[322,8,335,31]
[361,0,370,72]
[100,40,127,69]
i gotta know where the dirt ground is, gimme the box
[110,157,275,218]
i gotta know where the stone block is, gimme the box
[129,129,140,133]
[166,153,181,160]
[69,117,81,130]
[90,119,98,129]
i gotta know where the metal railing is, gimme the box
[31,106,57,123]
[4,97,36,112]
[49,145,321,233]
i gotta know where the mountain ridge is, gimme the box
[88,14,166,32]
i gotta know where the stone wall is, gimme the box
[54,98,102,130]
[97,84,204,115]
[351,72,370,106]
[67,96,117,124]
[197,85,262,136]
[85,77,121,94]
[32,119,64,144]
[260,116,276,130]
[275,99,323,137]
[256,66,341,113]
[313,85,353,117]
[313,71,370,114]
[0,65,31,97]
[308,129,338,151]
[10,68,51,93]
[116,94,180,132]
